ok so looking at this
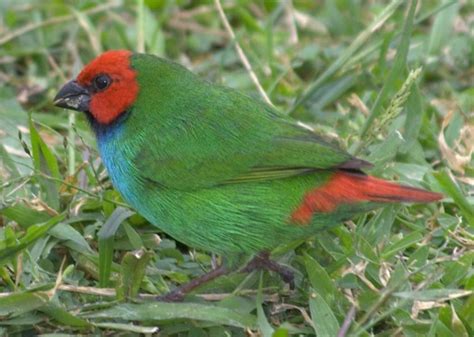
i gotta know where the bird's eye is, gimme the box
[93,75,111,91]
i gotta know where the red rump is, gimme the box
[77,50,138,124]
[291,172,442,225]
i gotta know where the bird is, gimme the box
[54,50,442,301]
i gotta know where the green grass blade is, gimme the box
[29,119,61,210]
[49,223,93,253]
[289,0,403,113]
[309,292,340,337]
[304,252,339,306]
[0,203,50,228]
[122,222,144,249]
[428,0,460,55]
[381,231,423,259]
[136,0,145,53]
[0,291,49,317]
[400,82,424,153]
[93,322,159,334]
[0,145,20,178]
[434,170,474,227]
[0,213,65,267]
[360,0,417,138]
[116,249,153,300]
[86,302,257,329]
[394,289,473,301]
[256,274,274,337]
[97,207,135,287]
[39,304,91,328]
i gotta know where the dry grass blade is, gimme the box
[214,0,273,106]
[438,110,474,176]
[0,2,120,46]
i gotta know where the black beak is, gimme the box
[53,80,90,112]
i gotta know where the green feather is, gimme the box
[95,53,376,255]
[130,54,358,190]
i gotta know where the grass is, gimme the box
[0,0,473,336]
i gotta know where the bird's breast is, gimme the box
[96,125,145,208]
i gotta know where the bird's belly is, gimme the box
[130,175,365,255]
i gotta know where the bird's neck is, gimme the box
[87,109,131,140]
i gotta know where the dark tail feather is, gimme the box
[358,174,442,203]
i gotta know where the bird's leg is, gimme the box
[241,251,295,289]
[156,264,229,302]
[156,252,293,302]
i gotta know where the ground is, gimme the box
[0,0,473,336]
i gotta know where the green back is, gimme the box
[129,53,359,190]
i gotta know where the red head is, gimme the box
[54,50,139,125]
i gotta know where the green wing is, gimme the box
[130,54,367,190]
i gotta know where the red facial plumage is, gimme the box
[291,172,443,225]
[77,50,138,124]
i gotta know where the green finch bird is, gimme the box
[54,50,441,300]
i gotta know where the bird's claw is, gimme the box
[242,252,295,289]
[156,290,185,302]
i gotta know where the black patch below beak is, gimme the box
[54,80,90,112]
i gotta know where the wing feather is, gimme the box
[131,55,368,190]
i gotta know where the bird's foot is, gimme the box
[155,264,229,302]
[155,289,185,302]
[241,251,295,289]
